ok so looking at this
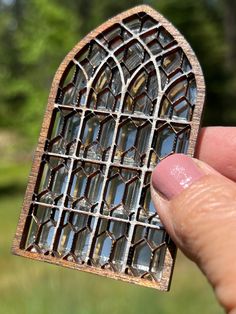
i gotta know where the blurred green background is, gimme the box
[1,0,235,313]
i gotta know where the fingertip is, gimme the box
[196,127,236,181]
[151,154,204,200]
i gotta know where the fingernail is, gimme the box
[152,154,204,200]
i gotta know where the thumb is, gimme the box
[151,154,236,313]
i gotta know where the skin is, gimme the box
[195,127,236,182]
[151,127,236,313]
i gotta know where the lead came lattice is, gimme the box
[13,5,205,290]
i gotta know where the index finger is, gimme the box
[195,127,236,182]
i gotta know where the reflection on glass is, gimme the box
[58,224,74,256]
[133,241,152,273]
[93,233,113,266]
[38,221,56,251]
[74,229,92,262]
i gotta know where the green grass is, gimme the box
[0,163,30,192]
[0,163,223,314]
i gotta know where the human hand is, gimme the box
[151,127,236,313]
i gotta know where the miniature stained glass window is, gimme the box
[12,5,205,291]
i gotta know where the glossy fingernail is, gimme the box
[152,154,204,200]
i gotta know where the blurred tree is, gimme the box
[0,0,26,129]
[0,0,235,145]
[222,0,236,122]
[223,0,236,70]
[0,0,79,142]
